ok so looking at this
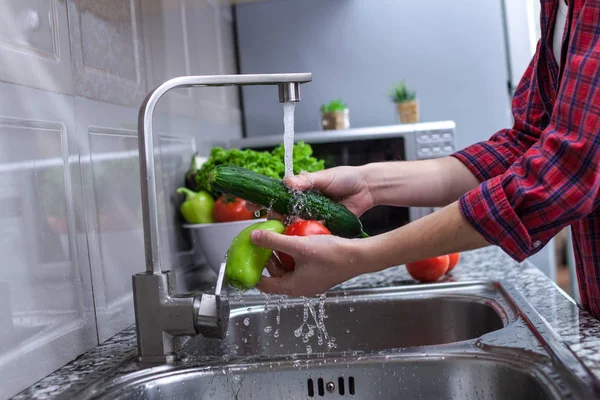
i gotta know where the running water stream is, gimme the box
[238,104,336,356]
[283,102,296,178]
[282,103,336,352]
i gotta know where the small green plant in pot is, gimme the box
[320,99,350,130]
[390,81,419,123]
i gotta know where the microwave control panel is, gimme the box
[228,121,458,163]
[415,128,455,159]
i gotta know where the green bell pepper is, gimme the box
[176,187,215,224]
[226,220,286,290]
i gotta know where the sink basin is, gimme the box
[188,282,511,357]
[61,281,600,400]
[76,354,565,400]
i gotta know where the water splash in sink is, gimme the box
[291,294,337,353]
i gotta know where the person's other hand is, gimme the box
[251,229,366,296]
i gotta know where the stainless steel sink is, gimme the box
[70,354,577,400]
[63,281,600,400]
[187,282,511,357]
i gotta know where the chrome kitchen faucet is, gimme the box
[132,73,312,363]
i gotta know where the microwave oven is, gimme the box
[228,121,457,236]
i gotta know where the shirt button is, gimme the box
[533,240,542,248]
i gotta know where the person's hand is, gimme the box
[251,229,367,296]
[246,166,375,218]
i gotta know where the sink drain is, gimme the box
[326,381,335,392]
[307,376,355,397]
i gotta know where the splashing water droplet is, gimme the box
[234,290,243,301]
[263,294,271,313]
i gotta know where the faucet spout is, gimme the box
[278,82,301,103]
[133,73,311,363]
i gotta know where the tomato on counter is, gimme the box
[406,255,450,283]
[213,195,255,222]
[277,220,331,271]
[447,253,460,272]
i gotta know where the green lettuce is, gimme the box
[195,141,325,197]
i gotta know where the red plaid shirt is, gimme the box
[452,0,600,319]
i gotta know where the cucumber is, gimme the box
[209,165,368,239]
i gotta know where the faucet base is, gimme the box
[132,266,229,363]
[132,271,197,363]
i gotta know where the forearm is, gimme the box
[361,157,480,208]
[356,201,489,272]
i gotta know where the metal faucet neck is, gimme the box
[133,73,312,363]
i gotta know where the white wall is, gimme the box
[0,1,241,397]
[235,0,514,151]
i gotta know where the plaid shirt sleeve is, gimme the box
[452,33,600,262]
[453,42,548,182]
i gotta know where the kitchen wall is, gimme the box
[235,0,544,152]
[0,1,241,398]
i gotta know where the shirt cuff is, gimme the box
[458,176,543,262]
[451,142,515,182]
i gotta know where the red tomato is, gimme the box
[447,253,460,272]
[277,220,331,271]
[406,255,450,283]
[213,195,254,222]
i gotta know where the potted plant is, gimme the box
[390,81,419,123]
[320,99,350,130]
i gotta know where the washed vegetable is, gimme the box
[214,195,254,222]
[447,253,460,272]
[176,187,215,224]
[225,220,286,290]
[277,220,331,271]
[194,142,325,197]
[406,255,449,283]
[209,165,368,239]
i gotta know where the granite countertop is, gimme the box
[13,247,600,399]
